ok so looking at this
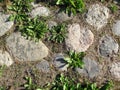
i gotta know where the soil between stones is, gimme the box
[0,0,120,90]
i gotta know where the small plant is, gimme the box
[64,51,85,68]
[0,86,6,90]
[48,23,67,43]
[99,81,113,90]
[24,76,42,90]
[51,74,77,90]
[24,77,35,90]
[51,74,113,90]
[20,16,48,41]
[0,0,3,2]
[8,0,33,23]
[0,65,5,77]
[8,0,48,41]
[100,0,105,3]
[110,4,118,13]
[56,0,85,15]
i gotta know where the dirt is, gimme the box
[0,0,120,90]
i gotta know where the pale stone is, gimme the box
[31,6,50,18]
[0,50,13,66]
[86,4,109,30]
[65,23,94,52]
[56,12,73,22]
[47,21,57,30]
[110,62,120,81]
[6,32,49,61]
[112,20,120,36]
[0,12,13,36]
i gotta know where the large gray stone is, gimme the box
[0,50,13,66]
[98,35,119,57]
[76,57,100,78]
[112,20,120,36]
[30,5,50,18]
[6,32,49,61]
[36,60,50,73]
[53,53,67,71]
[110,62,120,81]
[0,12,14,37]
[65,23,94,52]
[86,4,109,30]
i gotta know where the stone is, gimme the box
[98,35,119,57]
[31,2,41,8]
[47,21,57,30]
[36,60,50,73]
[6,32,49,61]
[0,50,13,66]
[113,0,119,4]
[0,12,14,37]
[76,57,100,78]
[112,20,120,36]
[56,12,73,22]
[30,5,50,18]
[65,23,94,52]
[53,53,67,71]
[110,62,120,81]
[86,4,109,30]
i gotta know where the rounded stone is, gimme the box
[56,12,73,22]
[65,23,94,52]
[98,35,119,57]
[30,6,50,18]
[110,62,120,81]
[112,20,120,36]
[31,2,41,8]
[36,60,50,73]
[47,21,57,30]
[0,50,13,66]
[6,32,49,61]
[76,57,100,78]
[0,12,14,37]
[86,4,109,30]
[53,53,67,71]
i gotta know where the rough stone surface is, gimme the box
[36,60,50,73]
[31,2,41,8]
[98,35,119,57]
[6,32,49,61]
[110,62,120,81]
[56,12,73,22]
[65,23,94,52]
[76,57,100,78]
[86,4,109,30]
[30,5,50,18]
[47,21,57,30]
[53,53,67,71]
[0,12,14,37]
[0,50,13,66]
[112,20,120,36]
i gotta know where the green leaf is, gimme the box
[28,26,34,29]
[56,0,61,5]
[100,81,113,90]
[9,15,16,21]
[24,84,29,87]
[69,0,76,7]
